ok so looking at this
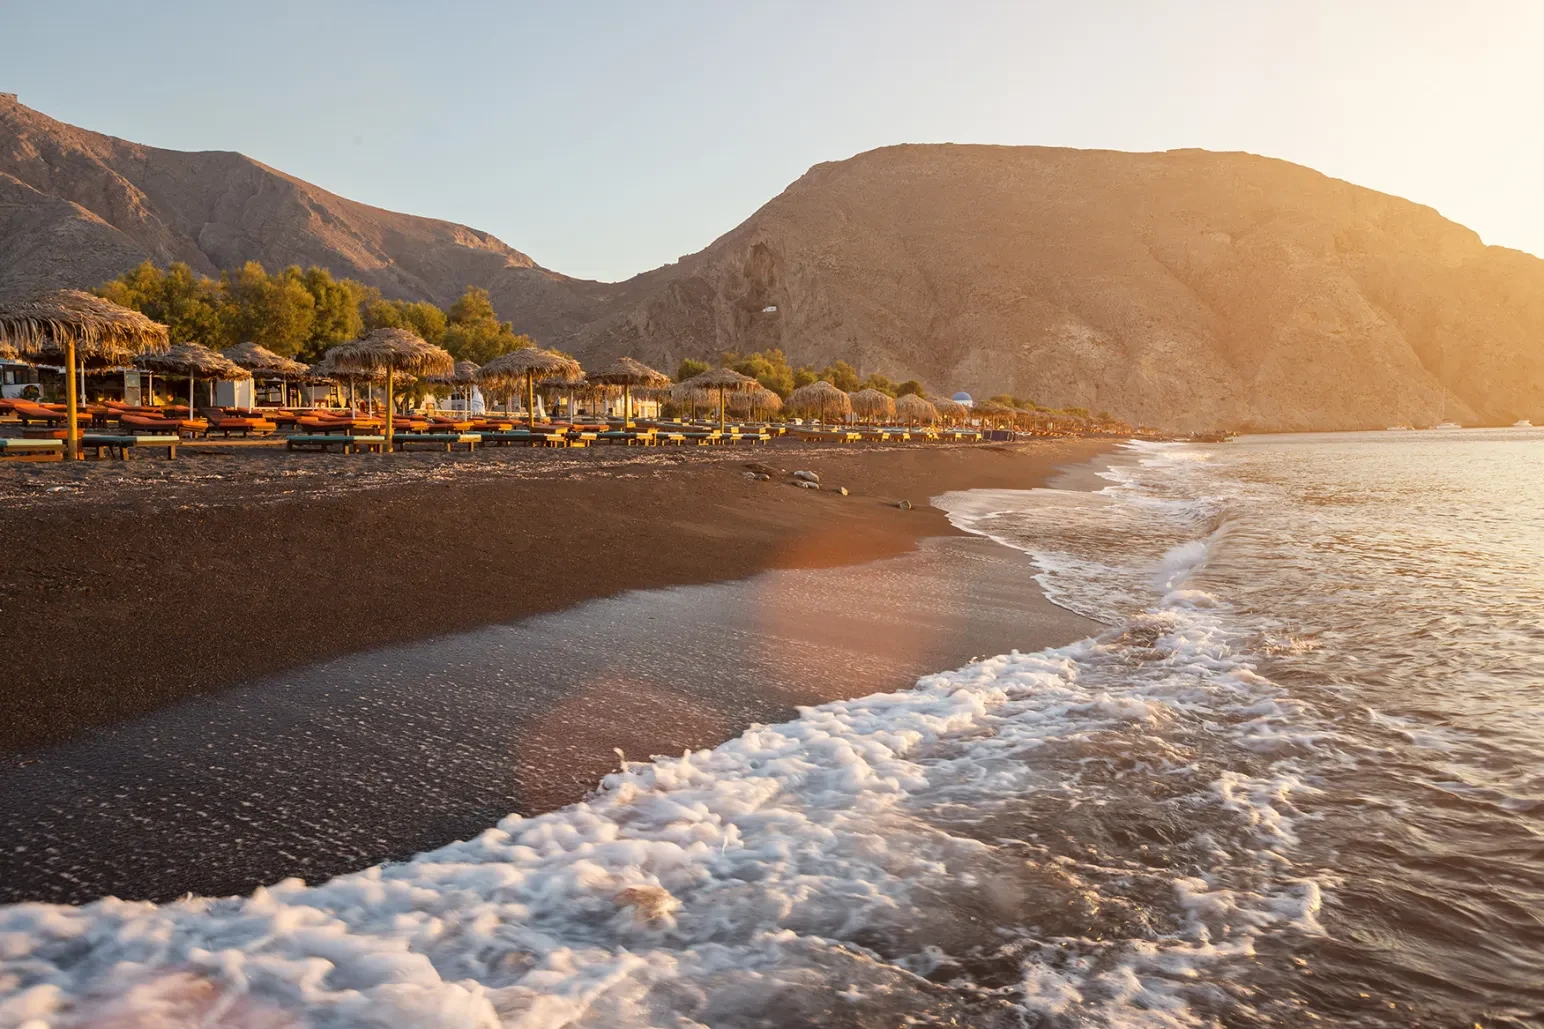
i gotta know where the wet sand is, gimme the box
[2,533,1100,905]
[1,438,1110,755]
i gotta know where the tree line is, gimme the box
[97,261,534,365]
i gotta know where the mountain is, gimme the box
[0,96,617,342]
[3,97,1541,430]
[574,144,1544,431]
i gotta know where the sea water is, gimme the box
[2,431,1541,1027]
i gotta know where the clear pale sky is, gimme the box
[4,1,1540,282]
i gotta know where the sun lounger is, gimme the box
[120,413,208,438]
[480,430,574,448]
[200,408,277,437]
[285,434,386,454]
[391,432,480,452]
[11,401,67,426]
[80,434,180,460]
[0,438,64,462]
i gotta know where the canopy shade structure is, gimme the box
[786,380,853,424]
[479,348,582,428]
[894,393,939,426]
[137,343,252,414]
[849,387,896,423]
[926,396,967,424]
[427,360,482,417]
[679,367,758,431]
[728,386,783,420]
[0,338,16,361]
[972,399,1014,426]
[322,328,455,448]
[0,289,170,459]
[588,356,670,424]
[223,342,310,409]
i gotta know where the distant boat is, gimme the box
[1386,425,1412,431]
[1432,421,1462,430]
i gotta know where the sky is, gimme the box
[3,1,1541,282]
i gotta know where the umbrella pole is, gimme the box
[527,373,536,429]
[624,385,631,426]
[718,389,726,433]
[189,374,195,416]
[65,340,81,461]
[385,368,395,452]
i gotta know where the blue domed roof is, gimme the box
[951,391,973,406]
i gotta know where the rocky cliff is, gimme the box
[573,144,1544,430]
[4,97,1540,430]
[0,96,617,342]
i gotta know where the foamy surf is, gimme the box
[0,442,1341,1028]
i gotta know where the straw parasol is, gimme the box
[786,380,853,425]
[479,348,582,428]
[427,359,481,417]
[849,387,896,423]
[0,338,16,361]
[588,356,670,424]
[894,393,939,427]
[927,395,967,425]
[0,290,170,459]
[669,382,714,421]
[679,367,758,432]
[223,342,309,409]
[728,386,783,420]
[322,328,454,448]
[137,343,251,413]
[972,399,1014,428]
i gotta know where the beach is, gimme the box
[1,438,1109,757]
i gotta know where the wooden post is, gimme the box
[527,373,537,429]
[64,340,81,461]
[718,389,726,432]
[384,367,395,451]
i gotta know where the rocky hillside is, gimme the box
[3,97,1540,430]
[0,96,616,341]
[573,144,1544,431]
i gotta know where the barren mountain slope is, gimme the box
[570,144,1544,430]
[0,97,614,341]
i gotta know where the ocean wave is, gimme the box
[1,444,1343,1028]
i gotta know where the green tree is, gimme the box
[299,267,365,359]
[723,348,795,397]
[990,393,1019,408]
[861,372,896,396]
[439,286,529,364]
[98,261,226,346]
[676,358,710,382]
[895,379,924,397]
[221,262,316,357]
[793,366,817,389]
[818,360,861,392]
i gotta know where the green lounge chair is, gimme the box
[0,438,65,462]
[80,434,180,460]
[285,434,386,454]
[391,432,481,452]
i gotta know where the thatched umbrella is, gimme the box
[0,338,16,361]
[322,328,454,448]
[311,349,389,411]
[0,290,170,459]
[894,393,939,427]
[728,386,783,420]
[223,342,308,409]
[427,359,481,417]
[787,380,853,425]
[973,399,1014,428]
[849,388,896,424]
[588,356,670,424]
[480,348,582,428]
[669,383,714,422]
[537,372,597,423]
[137,343,251,413]
[679,367,758,432]
[927,395,967,425]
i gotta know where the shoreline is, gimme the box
[2,440,1113,904]
[3,438,1112,756]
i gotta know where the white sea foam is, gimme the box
[1,442,1339,1027]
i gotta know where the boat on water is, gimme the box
[1432,421,1462,430]
[1386,425,1412,431]
[1514,419,1533,428]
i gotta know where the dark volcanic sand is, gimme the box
[1,439,1109,755]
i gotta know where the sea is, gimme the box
[2,430,1541,1028]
